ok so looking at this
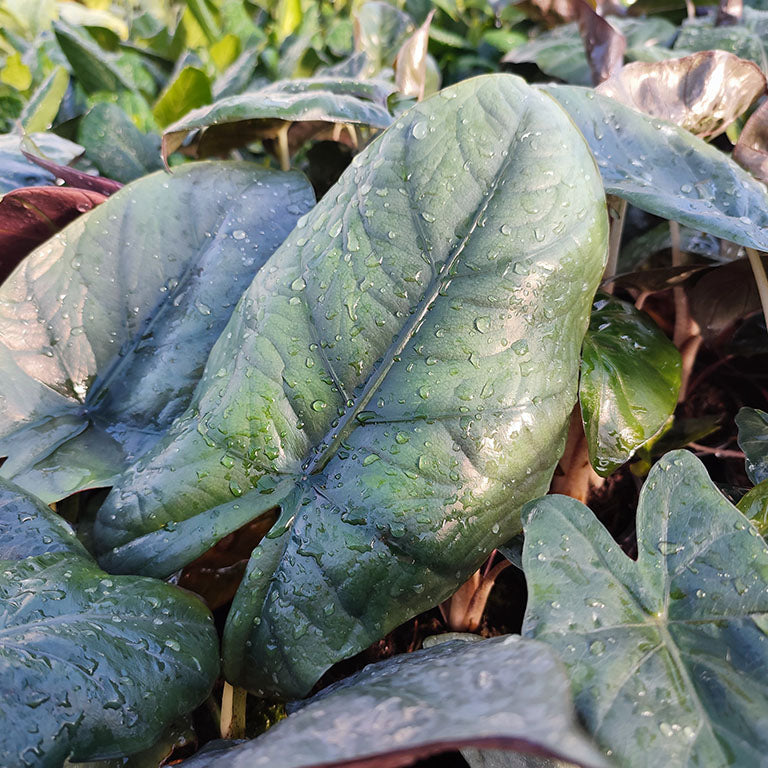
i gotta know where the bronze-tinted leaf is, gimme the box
[717,0,743,26]
[21,141,123,195]
[597,50,766,137]
[0,186,106,283]
[394,10,435,100]
[734,97,768,184]
[576,0,626,84]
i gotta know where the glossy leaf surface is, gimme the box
[161,77,394,161]
[736,407,768,484]
[0,482,219,768]
[544,85,768,251]
[0,163,314,502]
[523,450,768,767]
[580,295,681,475]
[175,637,609,768]
[95,74,608,698]
[596,50,766,138]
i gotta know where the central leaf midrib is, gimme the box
[84,180,250,415]
[304,105,528,475]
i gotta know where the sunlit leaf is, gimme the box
[596,50,766,138]
[734,97,768,183]
[0,163,314,502]
[20,66,69,133]
[152,65,212,129]
[94,74,608,700]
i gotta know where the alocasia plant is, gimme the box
[92,73,608,698]
[0,479,219,768]
[523,450,768,766]
[0,162,314,503]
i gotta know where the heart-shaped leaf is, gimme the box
[77,103,164,183]
[0,162,315,503]
[504,24,593,85]
[94,73,608,699]
[161,77,395,162]
[523,450,768,767]
[580,295,681,476]
[596,50,766,138]
[736,406,768,484]
[173,637,609,768]
[0,132,82,194]
[544,84,768,252]
[0,480,219,768]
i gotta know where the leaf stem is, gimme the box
[670,221,702,401]
[220,682,248,740]
[746,248,768,333]
[276,123,291,172]
[603,195,627,294]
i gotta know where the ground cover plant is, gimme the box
[1,0,768,766]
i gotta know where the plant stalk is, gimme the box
[603,195,627,294]
[746,248,768,332]
[276,123,291,172]
[670,221,702,401]
[220,683,248,740]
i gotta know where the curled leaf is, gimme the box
[580,295,681,476]
[597,50,766,138]
[734,97,768,184]
[576,0,626,84]
[394,10,435,100]
[161,78,394,164]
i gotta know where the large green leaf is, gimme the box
[523,450,768,767]
[161,77,394,161]
[0,480,219,768]
[174,637,609,768]
[94,73,608,698]
[0,132,82,193]
[736,407,768,484]
[580,295,681,476]
[77,103,163,183]
[0,162,314,502]
[543,85,768,252]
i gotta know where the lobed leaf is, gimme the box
[523,450,768,767]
